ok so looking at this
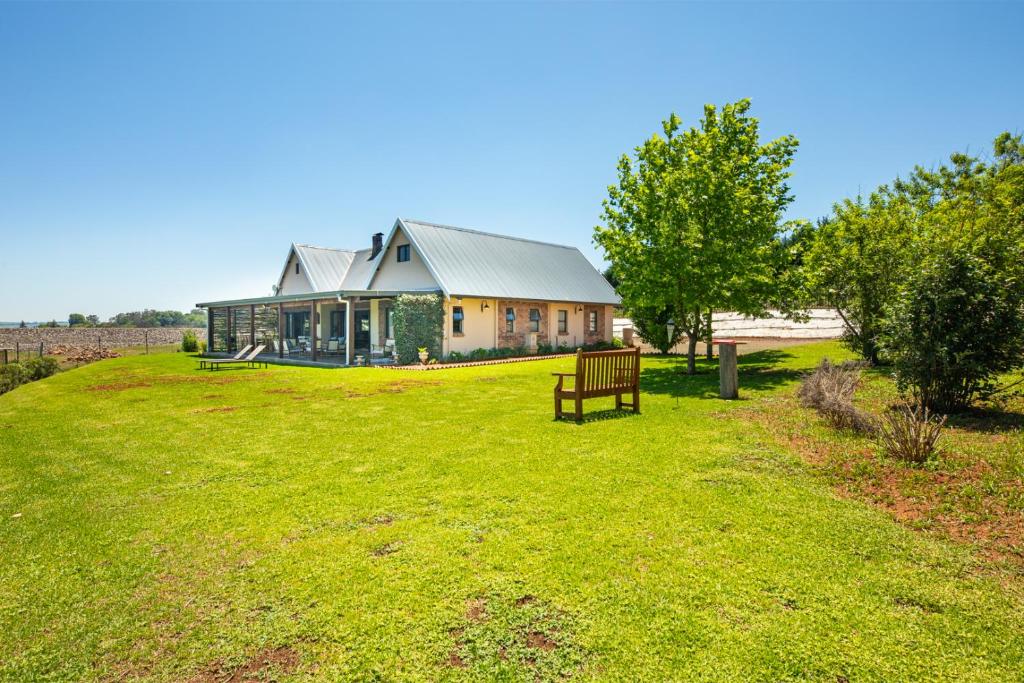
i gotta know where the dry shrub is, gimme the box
[877,402,946,465]
[797,359,877,433]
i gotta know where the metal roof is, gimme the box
[290,244,356,292]
[371,219,620,305]
[340,248,381,289]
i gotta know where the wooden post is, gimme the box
[310,301,318,362]
[15,342,19,362]
[278,303,284,358]
[718,340,738,399]
[39,341,43,358]
[145,329,149,355]
[226,306,233,353]
[207,308,214,353]
[346,299,355,365]
[249,304,256,348]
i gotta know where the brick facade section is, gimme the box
[496,300,548,349]
[583,304,606,345]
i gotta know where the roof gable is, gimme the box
[277,244,356,293]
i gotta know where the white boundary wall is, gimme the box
[614,308,844,340]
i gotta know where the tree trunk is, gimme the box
[704,308,713,361]
[686,333,698,375]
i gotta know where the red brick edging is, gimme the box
[377,353,576,370]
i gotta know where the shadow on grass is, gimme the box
[640,349,802,400]
[555,409,642,425]
[945,406,1024,433]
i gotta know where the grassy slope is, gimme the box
[1,343,1022,681]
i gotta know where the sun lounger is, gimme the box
[204,344,267,371]
[198,344,252,370]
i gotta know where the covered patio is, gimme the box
[198,290,414,367]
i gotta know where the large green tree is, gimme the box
[595,99,798,373]
[801,189,916,364]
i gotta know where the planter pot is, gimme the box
[418,351,429,364]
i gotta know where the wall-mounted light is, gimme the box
[480,301,490,312]
[575,304,584,314]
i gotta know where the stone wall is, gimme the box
[0,327,206,351]
[496,300,548,349]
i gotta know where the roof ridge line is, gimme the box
[294,243,357,253]
[400,218,579,251]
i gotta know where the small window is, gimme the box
[588,310,598,333]
[453,306,464,334]
[529,308,540,332]
[397,244,410,262]
[557,310,568,334]
[295,262,300,275]
[505,307,515,334]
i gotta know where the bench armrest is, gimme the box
[551,372,576,377]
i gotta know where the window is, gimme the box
[529,308,540,332]
[557,310,568,334]
[505,307,515,334]
[397,244,410,262]
[452,306,464,335]
[588,310,598,333]
[295,262,300,275]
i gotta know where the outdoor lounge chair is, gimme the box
[204,344,267,371]
[198,344,252,370]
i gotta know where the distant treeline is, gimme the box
[24,309,208,329]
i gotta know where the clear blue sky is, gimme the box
[1,2,1021,321]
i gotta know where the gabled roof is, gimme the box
[367,218,620,305]
[278,244,356,292]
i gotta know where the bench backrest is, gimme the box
[575,347,640,396]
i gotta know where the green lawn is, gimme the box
[1,343,1022,681]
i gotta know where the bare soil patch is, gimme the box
[188,645,300,683]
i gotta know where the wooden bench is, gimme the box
[553,347,640,421]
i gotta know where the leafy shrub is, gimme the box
[612,337,625,349]
[181,329,199,353]
[0,363,29,395]
[23,356,59,381]
[877,402,946,465]
[629,306,685,354]
[556,343,572,354]
[468,348,490,361]
[537,342,554,355]
[393,294,444,365]
[199,341,207,354]
[797,359,876,433]
[883,248,1024,413]
[447,351,465,363]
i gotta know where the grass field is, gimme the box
[1,343,1022,681]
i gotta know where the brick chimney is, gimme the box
[370,232,384,259]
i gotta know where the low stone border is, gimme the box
[379,353,576,370]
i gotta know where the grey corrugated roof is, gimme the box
[292,244,355,291]
[339,248,380,289]
[370,219,620,304]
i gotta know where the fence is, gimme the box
[0,328,206,365]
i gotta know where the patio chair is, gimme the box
[197,344,251,370]
[327,339,340,353]
[205,344,267,371]
[273,340,291,356]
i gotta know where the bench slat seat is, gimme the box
[553,347,640,421]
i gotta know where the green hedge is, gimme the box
[393,294,444,364]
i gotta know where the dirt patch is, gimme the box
[188,646,300,683]
[340,379,443,398]
[265,388,297,395]
[202,394,225,400]
[465,597,487,622]
[191,406,238,414]
[752,392,1024,569]
[526,631,557,652]
[447,651,467,668]
[89,381,153,392]
[514,594,537,607]
[371,541,401,557]
[369,514,394,526]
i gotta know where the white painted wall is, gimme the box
[279,251,313,295]
[368,227,439,291]
[443,297,497,355]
